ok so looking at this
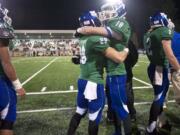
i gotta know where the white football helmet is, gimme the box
[98,1,126,22]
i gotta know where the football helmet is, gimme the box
[98,1,126,22]
[0,4,14,39]
[79,11,101,27]
[150,12,169,28]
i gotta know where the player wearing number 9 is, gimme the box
[143,12,180,134]
[74,1,132,134]
[67,10,129,135]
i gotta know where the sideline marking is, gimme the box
[17,100,176,114]
[41,87,47,92]
[26,86,153,95]
[138,61,149,64]
[22,58,57,86]
[133,77,151,86]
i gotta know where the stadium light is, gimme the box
[106,0,123,4]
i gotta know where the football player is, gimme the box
[76,1,133,135]
[143,12,180,135]
[168,19,180,105]
[67,11,129,135]
[0,5,26,135]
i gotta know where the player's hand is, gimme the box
[74,30,83,38]
[76,26,93,35]
[172,70,180,81]
[16,88,26,97]
[77,26,89,35]
[71,55,80,64]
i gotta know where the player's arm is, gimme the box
[94,37,128,63]
[162,40,180,71]
[77,26,122,40]
[104,47,129,63]
[0,39,26,96]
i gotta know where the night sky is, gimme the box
[1,0,180,30]
[2,0,104,29]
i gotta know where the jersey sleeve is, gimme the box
[90,36,110,53]
[160,27,173,40]
[107,18,131,43]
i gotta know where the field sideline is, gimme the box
[12,55,180,135]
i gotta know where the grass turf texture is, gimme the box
[12,55,180,135]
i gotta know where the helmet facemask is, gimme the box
[98,4,118,22]
[98,2,126,23]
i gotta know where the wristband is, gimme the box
[123,48,129,53]
[105,26,112,38]
[12,79,22,90]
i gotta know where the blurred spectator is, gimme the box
[11,39,79,57]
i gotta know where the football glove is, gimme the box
[71,55,80,65]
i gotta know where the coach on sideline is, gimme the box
[0,5,26,135]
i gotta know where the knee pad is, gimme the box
[0,120,13,130]
[88,120,98,135]
[114,104,129,120]
[76,106,87,116]
[89,109,102,124]
[154,92,167,106]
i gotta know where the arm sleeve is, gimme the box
[161,27,173,41]
[108,20,131,43]
[105,26,123,41]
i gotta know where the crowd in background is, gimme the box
[12,39,80,57]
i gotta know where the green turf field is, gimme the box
[13,55,180,135]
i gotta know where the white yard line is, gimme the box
[133,77,151,86]
[25,85,172,96]
[41,87,47,92]
[22,58,57,86]
[26,90,78,95]
[17,100,176,114]
[26,86,153,95]
[134,64,139,67]
[133,86,152,89]
[18,107,74,114]
[138,61,149,64]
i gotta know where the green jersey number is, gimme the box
[145,37,152,56]
[80,45,87,64]
[115,21,124,28]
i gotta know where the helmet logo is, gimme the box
[154,20,159,24]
